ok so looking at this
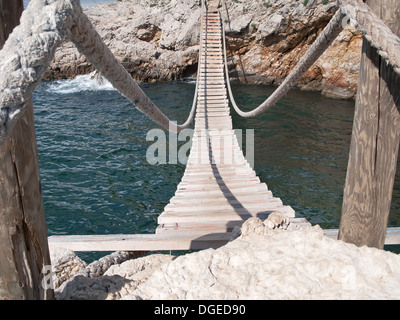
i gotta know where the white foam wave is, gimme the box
[180,77,197,84]
[46,72,116,94]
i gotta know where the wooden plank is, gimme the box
[176,180,267,190]
[176,180,261,190]
[157,218,311,235]
[49,218,316,253]
[197,99,227,103]
[183,169,255,177]
[158,206,296,224]
[201,55,222,59]
[200,68,224,72]
[186,154,245,162]
[195,111,230,116]
[198,79,225,83]
[194,115,230,120]
[192,129,237,136]
[199,71,224,74]
[198,89,228,96]
[185,159,247,166]
[181,170,257,179]
[197,97,227,101]
[196,101,228,105]
[179,175,260,185]
[198,77,224,80]
[170,193,273,205]
[197,97,228,101]
[184,165,252,173]
[195,107,230,112]
[174,188,270,199]
[326,228,400,245]
[156,221,240,234]
[196,105,232,109]
[187,148,247,158]
[195,107,229,111]
[187,150,243,159]
[197,87,225,91]
[48,233,232,252]
[174,186,270,198]
[164,198,282,212]
[198,80,225,84]
[197,89,226,94]
[168,196,277,208]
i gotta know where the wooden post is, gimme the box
[339,0,400,249]
[0,0,53,299]
[0,101,53,300]
[0,0,23,49]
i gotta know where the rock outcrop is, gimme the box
[52,215,400,300]
[43,0,362,99]
[130,218,400,300]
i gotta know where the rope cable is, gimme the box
[221,0,400,118]
[221,4,345,117]
[1,0,400,138]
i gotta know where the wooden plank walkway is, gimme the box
[49,9,297,252]
[47,227,400,252]
[156,10,295,237]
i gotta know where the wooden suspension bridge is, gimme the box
[0,0,400,299]
[47,8,307,252]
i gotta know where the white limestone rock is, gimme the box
[42,0,361,98]
[129,218,400,300]
[55,253,174,300]
[50,247,87,289]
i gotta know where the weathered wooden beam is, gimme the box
[48,232,233,252]
[0,0,23,49]
[325,228,400,245]
[339,0,400,249]
[47,226,400,253]
[0,101,53,300]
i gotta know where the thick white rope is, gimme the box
[0,0,399,139]
[0,0,206,139]
[223,0,400,117]
[222,6,345,117]
[340,0,400,74]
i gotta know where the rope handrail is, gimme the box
[0,0,399,139]
[222,4,344,118]
[222,0,400,118]
[172,0,206,131]
[0,0,207,138]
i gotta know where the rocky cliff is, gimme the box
[52,216,400,300]
[44,0,362,99]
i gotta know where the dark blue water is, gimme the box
[32,75,400,260]
[33,75,189,238]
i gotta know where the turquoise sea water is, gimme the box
[24,0,400,259]
[32,74,400,260]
